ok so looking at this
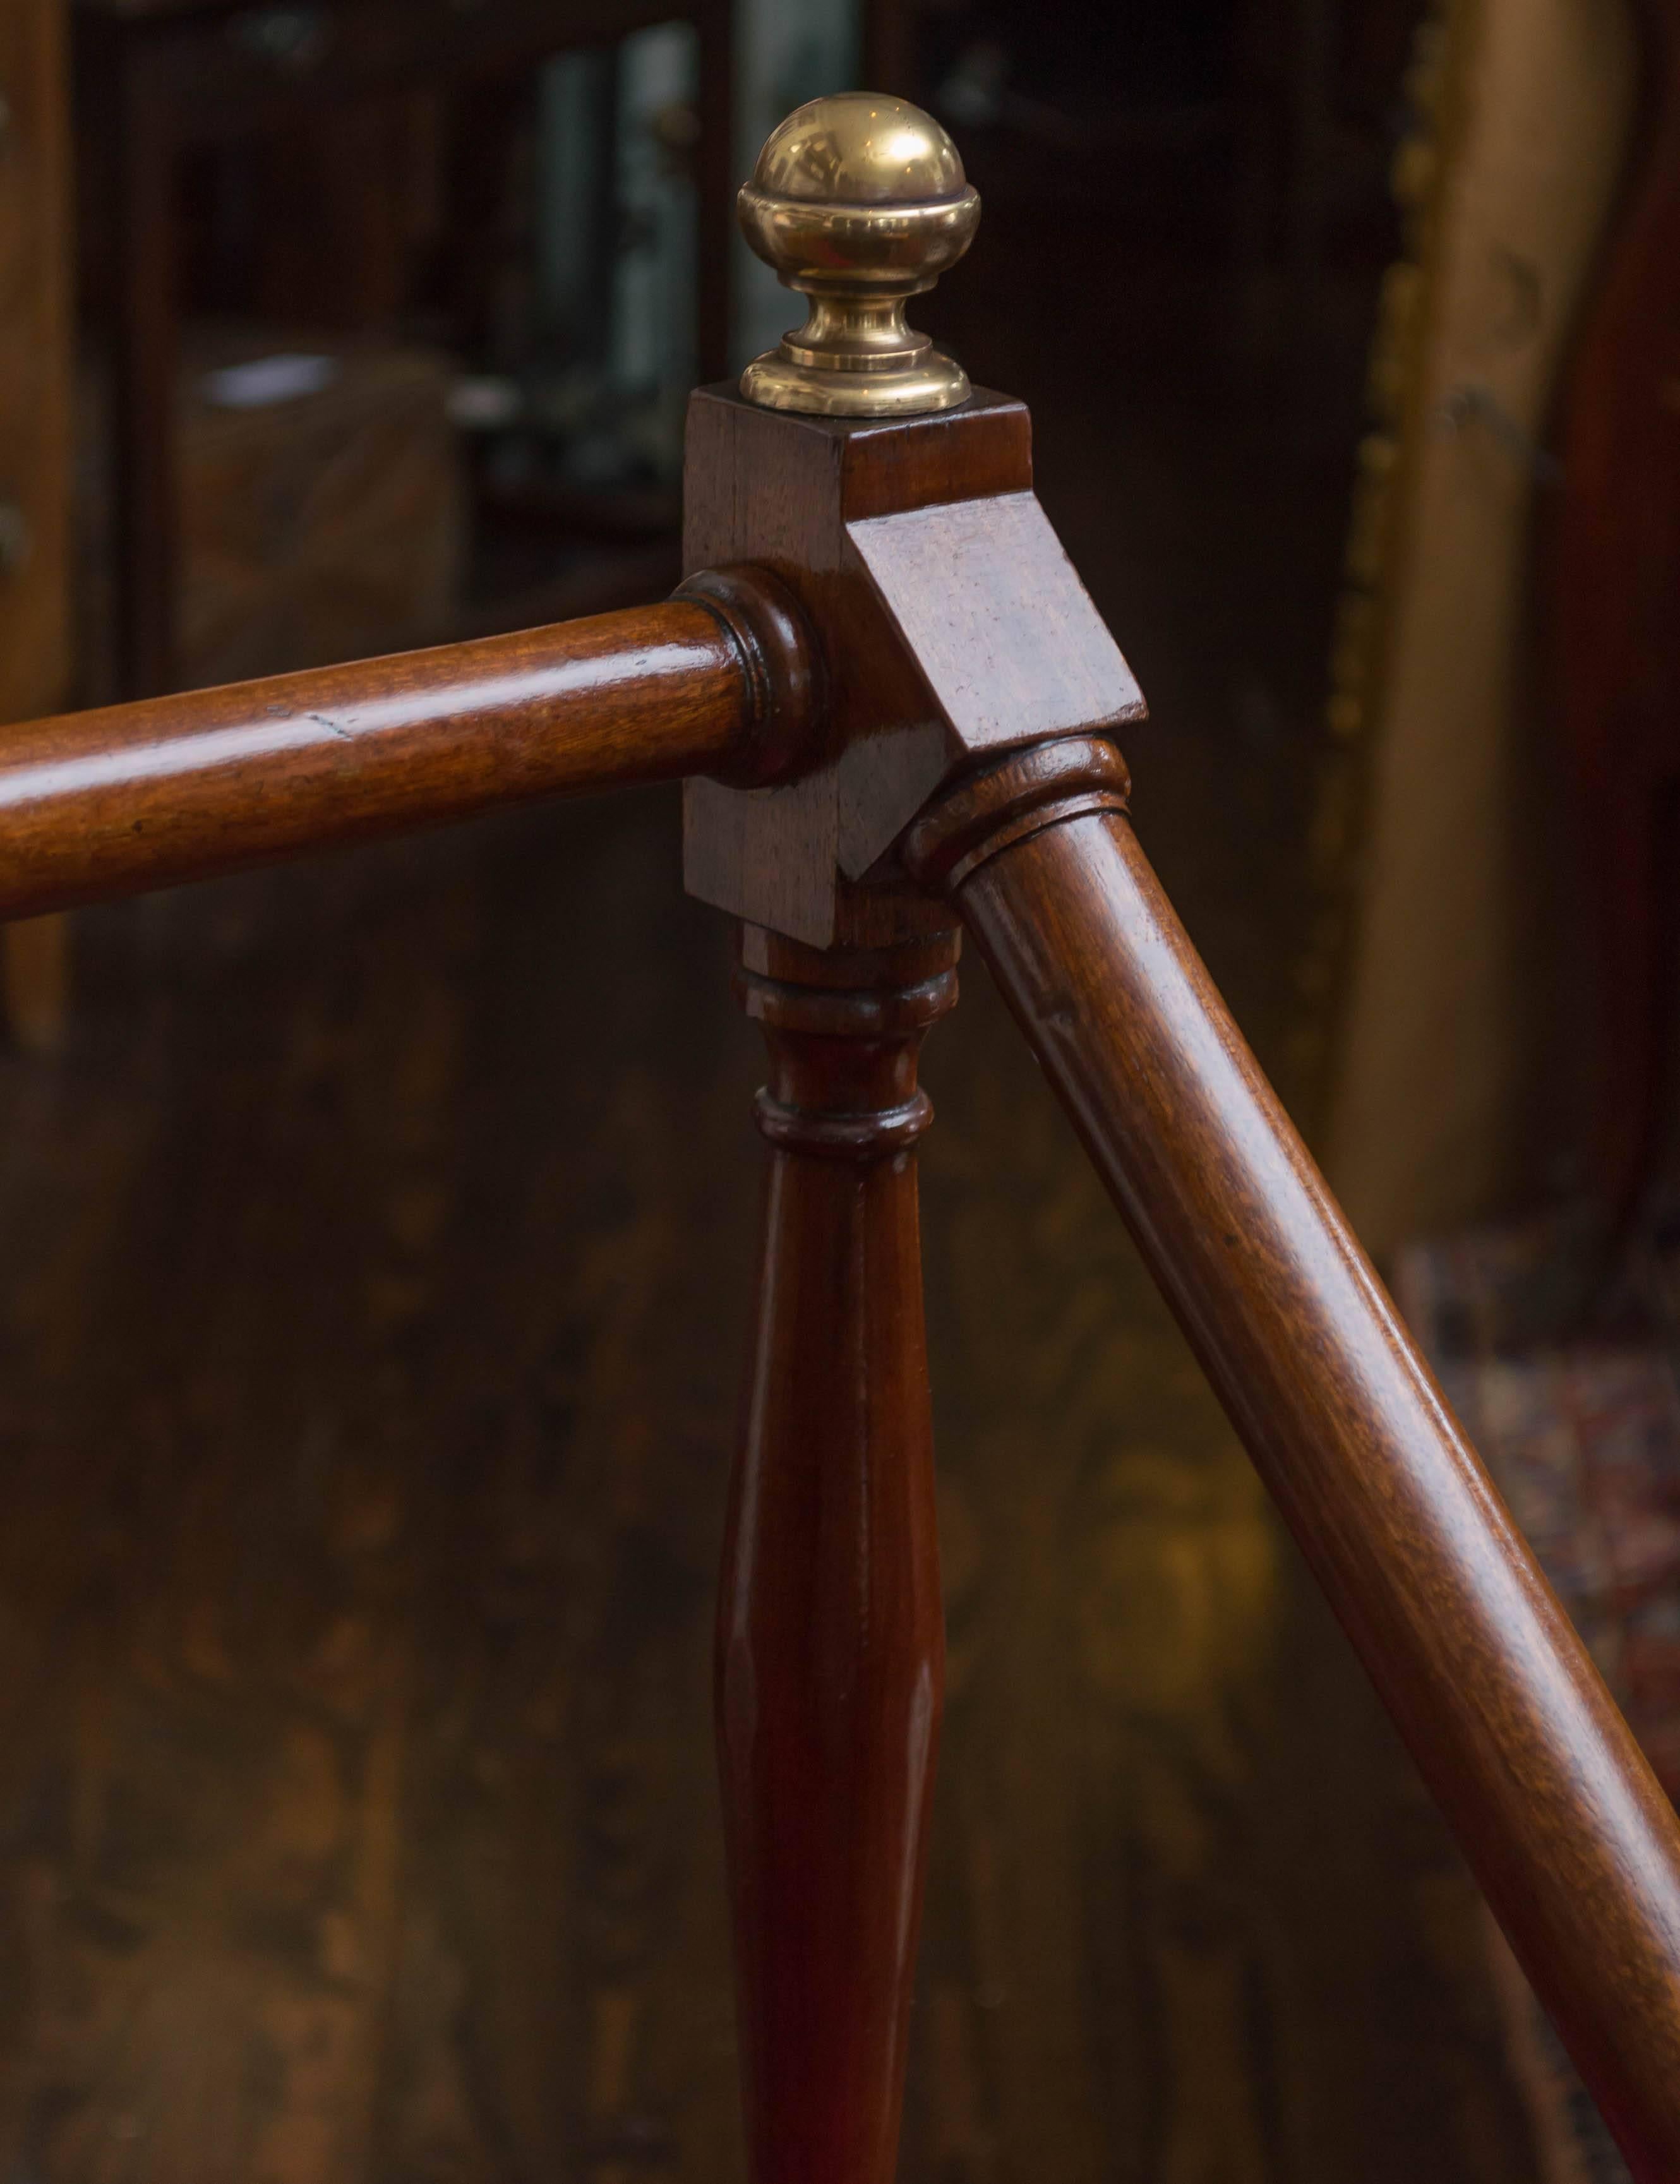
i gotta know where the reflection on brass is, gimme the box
[736,94,981,418]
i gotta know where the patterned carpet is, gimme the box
[1400,1216,1680,2183]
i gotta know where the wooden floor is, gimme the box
[0,130,1540,2183]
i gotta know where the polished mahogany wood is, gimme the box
[684,387,1036,950]
[719,922,957,2184]
[0,576,815,920]
[682,383,1143,951]
[906,736,1680,2180]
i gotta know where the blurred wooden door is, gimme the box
[0,0,72,1051]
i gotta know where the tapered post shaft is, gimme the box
[718,925,956,2184]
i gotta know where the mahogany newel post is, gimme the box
[6,72,1680,2184]
[718,926,956,2184]
[687,97,1054,2184]
[904,736,1680,2175]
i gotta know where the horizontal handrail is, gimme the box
[0,572,815,921]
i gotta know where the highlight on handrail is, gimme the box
[0,567,817,920]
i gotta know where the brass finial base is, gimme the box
[740,311,970,419]
[735,95,980,420]
[740,347,970,418]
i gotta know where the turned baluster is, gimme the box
[719,923,957,2184]
[692,92,1680,2183]
[0,80,1677,2184]
[686,103,1014,2184]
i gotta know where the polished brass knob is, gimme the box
[737,93,980,418]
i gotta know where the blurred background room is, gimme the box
[0,0,1676,2176]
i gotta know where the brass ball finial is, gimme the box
[737,93,980,418]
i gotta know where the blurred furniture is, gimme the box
[81,331,465,690]
[74,0,735,698]
[0,0,73,1051]
[1556,0,1680,1230]
[1317,0,1638,1259]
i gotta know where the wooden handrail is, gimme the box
[0,570,816,920]
[4,82,1675,2179]
[907,737,1680,2173]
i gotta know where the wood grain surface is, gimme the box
[681,386,1143,951]
[719,923,958,2184]
[0,587,813,921]
[908,735,1680,2179]
[681,387,1038,951]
